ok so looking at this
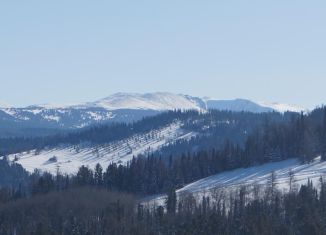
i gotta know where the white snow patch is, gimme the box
[1,108,16,116]
[25,109,44,115]
[86,111,114,121]
[43,115,61,122]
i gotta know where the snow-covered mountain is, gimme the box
[34,92,304,113]
[81,92,306,113]
[205,98,274,113]
[0,92,305,137]
[257,101,306,113]
[86,93,305,113]
[84,92,206,111]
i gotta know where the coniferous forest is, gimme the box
[0,108,326,234]
[1,167,326,234]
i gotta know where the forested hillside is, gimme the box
[1,107,326,234]
[2,108,326,193]
[1,110,292,156]
[1,172,326,234]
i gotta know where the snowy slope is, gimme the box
[27,93,304,113]
[84,93,305,113]
[85,92,206,111]
[258,101,306,113]
[7,122,197,174]
[205,98,306,113]
[205,98,274,113]
[146,157,326,207]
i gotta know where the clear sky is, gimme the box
[0,0,325,108]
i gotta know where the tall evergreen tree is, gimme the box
[94,163,103,186]
[166,187,177,215]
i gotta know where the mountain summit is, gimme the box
[85,92,206,111]
[83,92,304,113]
[0,92,305,136]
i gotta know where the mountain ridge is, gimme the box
[0,92,306,137]
[27,92,305,113]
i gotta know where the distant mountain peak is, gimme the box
[21,92,306,113]
[257,101,306,113]
[0,93,307,136]
[87,92,205,111]
[203,97,306,113]
[205,98,274,113]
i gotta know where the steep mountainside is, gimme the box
[7,121,196,174]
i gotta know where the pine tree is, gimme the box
[166,187,177,215]
[94,163,103,186]
[76,165,93,186]
[288,169,295,192]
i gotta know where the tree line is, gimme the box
[1,176,326,234]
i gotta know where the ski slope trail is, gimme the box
[7,122,196,174]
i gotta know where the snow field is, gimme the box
[145,157,326,208]
[8,122,196,174]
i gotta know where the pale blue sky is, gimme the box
[0,0,325,108]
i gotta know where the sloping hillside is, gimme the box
[7,122,196,174]
[146,157,326,207]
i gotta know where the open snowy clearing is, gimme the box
[7,122,196,174]
[145,157,326,207]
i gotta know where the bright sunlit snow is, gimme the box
[258,101,306,113]
[8,122,196,174]
[146,157,326,207]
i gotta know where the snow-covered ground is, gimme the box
[145,157,326,207]
[7,122,196,174]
